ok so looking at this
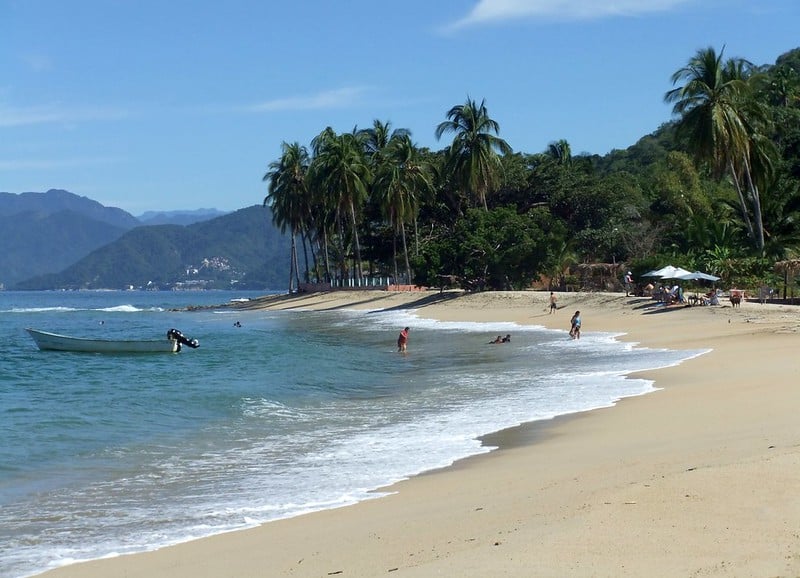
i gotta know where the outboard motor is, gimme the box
[167,328,200,351]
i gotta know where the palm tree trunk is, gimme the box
[322,229,332,283]
[728,158,755,242]
[336,215,348,284]
[349,201,363,285]
[401,222,412,284]
[308,233,320,283]
[300,232,311,283]
[292,229,301,291]
[288,234,297,293]
[392,229,400,284]
[741,156,765,253]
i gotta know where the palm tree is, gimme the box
[547,139,572,166]
[435,97,512,210]
[374,134,432,283]
[263,141,310,293]
[309,129,372,284]
[665,46,773,254]
[361,119,410,161]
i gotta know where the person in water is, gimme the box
[569,311,581,340]
[490,335,503,344]
[397,327,410,352]
[501,334,511,343]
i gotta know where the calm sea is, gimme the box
[0,290,702,578]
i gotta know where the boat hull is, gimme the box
[25,328,179,353]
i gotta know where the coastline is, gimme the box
[38,290,800,577]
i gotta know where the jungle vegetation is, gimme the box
[263,47,800,294]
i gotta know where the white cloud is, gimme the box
[447,0,691,30]
[0,104,129,127]
[246,86,370,112]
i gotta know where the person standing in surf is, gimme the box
[397,327,409,353]
[569,311,581,340]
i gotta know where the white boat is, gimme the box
[25,328,199,353]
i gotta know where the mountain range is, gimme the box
[0,189,289,290]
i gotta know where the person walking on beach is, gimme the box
[624,271,633,297]
[569,311,581,340]
[397,327,409,353]
[549,291,558,314]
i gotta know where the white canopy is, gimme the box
[642,265,693,279]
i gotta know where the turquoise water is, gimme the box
[0,291,702,578]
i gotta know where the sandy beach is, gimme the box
[39,289,800,577]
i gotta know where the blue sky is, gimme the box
[2,0,798,215]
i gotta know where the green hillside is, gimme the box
[0,210,129,287]
[15,205,290,290]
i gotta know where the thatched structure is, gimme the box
[774,259,800,300]
[575,263,625,292]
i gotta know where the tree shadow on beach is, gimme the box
[367,290,464,313]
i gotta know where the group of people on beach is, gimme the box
[395,292,584,352]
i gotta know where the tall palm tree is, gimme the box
[263,141,310,293]
[361,119,410,161]
[374,134,432,283]
[435,97,512,210]
[309,129,372,283]
[665,46,773,253]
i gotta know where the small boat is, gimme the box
[25,328,200,353]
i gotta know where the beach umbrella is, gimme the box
[660,266,693,280]
[675,270,720,282]
[644,265,693,279]
[642,265,676,277]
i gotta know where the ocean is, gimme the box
[0,290,703,578]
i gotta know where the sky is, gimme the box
[1,0,798,215]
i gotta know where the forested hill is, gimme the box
[14,205,290,290]
[0,189,142,287]
[0,189,140,228]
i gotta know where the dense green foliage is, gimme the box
[15,206,291,290]
[263,48,800,293]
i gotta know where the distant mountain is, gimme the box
[0,210,130,288]
[137,208,229,226]
[0,190,140,287]
[0,189,140,228]
[14,205,290,290]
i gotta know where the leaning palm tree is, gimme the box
[263,141,310,293]
[309,129,372,284]
[435,97,512,210]
[374,134,433,283]
[665,46,773,253]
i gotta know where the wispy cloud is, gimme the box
[446,0,691,30]
[20,52,54,72]
[245,86,371,113]
[0,104,130,128]
[0,156,124,171]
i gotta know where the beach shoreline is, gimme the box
[37,289,800,577]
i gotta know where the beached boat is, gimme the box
[25,328,199,353]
